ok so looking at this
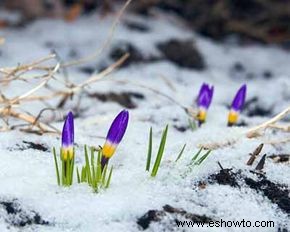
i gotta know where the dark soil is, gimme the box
[125,21,150,32]
[173,125,189,133]
[137,204,214,230]
[157,39,206,70]
[0,199,49,227]
[208,168,240,187]
[110,42,159,67]
[244,97,273,117]
[244,176,290,214]
[131,0,290,45]
[268,154,290,164]
[88,91,145,109]
[10,141,49,152]
[78,66,96,75]
[206,168,290,214]
[22,141,49,152]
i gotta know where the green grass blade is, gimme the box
[151,125,168,177]
[175,144,186,162]
[53,147,60,186]
[69,156,74,185]
[191,147,203,162]
[97,149,102,166]
[188,118,196,131]
[84,145,92,185]
[61,155,65,185]
[76,167,80,183]
[65,157,70,186]
[90,147,95,177]
[146,127,153,171]
[97,160,102,182]
[105,166,113,188]
[81,166,86,182]
[195,150,212,165]
[101,164,108,186]
[97,150,102,182]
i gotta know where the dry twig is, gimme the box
[0,0,132,135]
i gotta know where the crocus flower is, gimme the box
[101,110,129,169]
[196,83,214,125]
[228,84,247,126]
[61,111,74,160]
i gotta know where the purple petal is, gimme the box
[231,84,247,111]
[62,111,74,148]
[106,110,129,145]
[197,83,214,109]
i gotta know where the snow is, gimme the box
[0,10,289,232]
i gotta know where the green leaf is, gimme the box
[76,167,80,183]
[195,150,212,165]
[53,147,60,186]
[97,149,102,167]
[90,147,95,177]
[175,144,186,162]
[105,166,113,188]
[65,157,70,186]
[188,118,196,131]
[151,125,168,177]
[146,127,153,171]
[81,166,87,182]
[61,152,65,185]
[96,150,102,182]
[84,145,92,185]
[191,147,203,162]
[101,164,108,186]
[69,156,75,185]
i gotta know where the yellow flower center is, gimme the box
[197,109,207,123]
[228,111,239,125]
[61,147,74,160]
[102,142,116,158]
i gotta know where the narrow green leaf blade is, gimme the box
[191,147,203,162]
[84,145,92,185]
[151,125,168,177]
[105,166,113,188]
[175,144,186,162]
[101,164,108,186]
[146,127,153,171]
[53,147,60,186]
[76,167,80,183]
[195,150,212,165]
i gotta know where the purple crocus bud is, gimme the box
[196,83,214,124]
[101,110,129,168]
[61,111,74,160]
[228,84,247,126]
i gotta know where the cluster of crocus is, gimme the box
[195,83,247,126]
[53,110,129,190]
[196,83,214,125]
[228,84,247,126]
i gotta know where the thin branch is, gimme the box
[246,105,290,138]
[62,0,132,68]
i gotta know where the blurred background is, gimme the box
[0,0,289,126]
[0,0,290,46]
